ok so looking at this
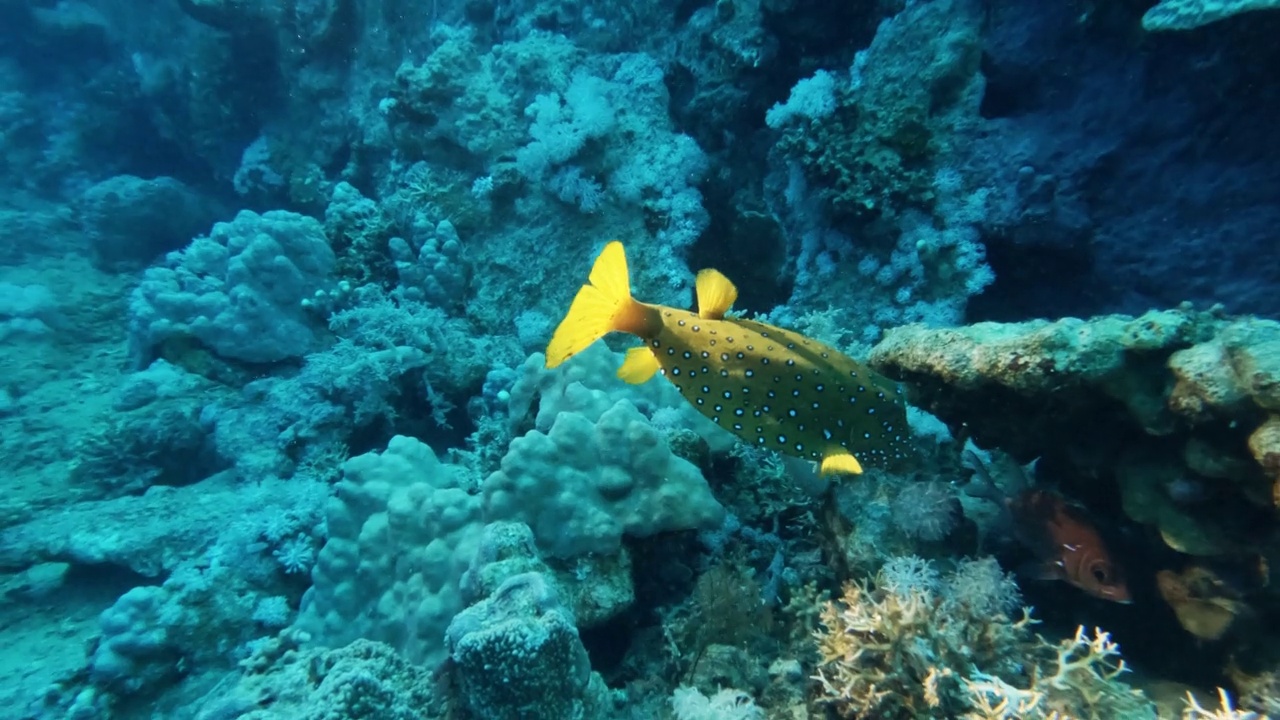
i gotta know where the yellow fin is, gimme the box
[546,242,635,369]
[819,447,864,477]
[695,268,738,320]
[618,346,661,384]
[589,241,631,301]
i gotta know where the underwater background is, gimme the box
[0,0,1279,717]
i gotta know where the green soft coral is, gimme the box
[1142,0,1280,31]
[776,93,936,225]
[770,0,982,230]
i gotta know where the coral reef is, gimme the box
[445,572,612,720]
[293,435,484,666]
[811,559,1155,719]
[869,306,1280,559]
[482,398,726,558]
[193,634,439,719]
[1,0,1280,717]
[129,210,337,365]
[1143,0,1280,30]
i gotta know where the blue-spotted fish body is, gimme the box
[546,241,911,476]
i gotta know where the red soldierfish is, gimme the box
[964,450,1132,604]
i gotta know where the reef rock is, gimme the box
[869,305,1280,559]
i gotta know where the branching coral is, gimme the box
[809,559,1156,719]
[812,580,934,715]
[811,560,1031,718]
[1227,663,1280,717]
[961,673,1045,720]
[1182,688,1263,720]
[1028,627,1148,719]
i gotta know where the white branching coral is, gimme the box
[811,559,1031,718]
[962,673,1044,720]
[1039,626,1127,689]
[1022,626,1149,720]
[1183,688,1264,720]
[809,557,1157,720]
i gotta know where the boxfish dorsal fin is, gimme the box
[695,268,738,320]
[618,346,661,384]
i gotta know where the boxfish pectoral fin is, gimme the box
[694,268,738,320]
[819,446,864,477]
[618,346,661,384]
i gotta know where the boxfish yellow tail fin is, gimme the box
[547,241,655,369]
[618,346,661,384]
[695,268,738,320]
[588,240,631,303]
[819,447,864,477]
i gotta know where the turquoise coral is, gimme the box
[1142,0,1280,31]
[445,572,609,720]
[481,398,726,558]
[193,635,438,719]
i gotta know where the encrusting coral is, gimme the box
[869,306,1280,559]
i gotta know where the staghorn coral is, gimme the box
[960,672,1046,720]
[813,579,938,716]
[1182,687,1265,719]
[1024,626,1150,719]
[810,559,1154,719]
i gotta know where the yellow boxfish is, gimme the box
[545,241,911,476]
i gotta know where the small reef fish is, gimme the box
[965,450,1132,603]
[546,241,911,476]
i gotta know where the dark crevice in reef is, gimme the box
[965,228,1104,323]
[688,193,792,314]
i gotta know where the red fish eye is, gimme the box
[1091,564,1110,583]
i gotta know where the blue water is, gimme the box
[1,0,1277,717]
